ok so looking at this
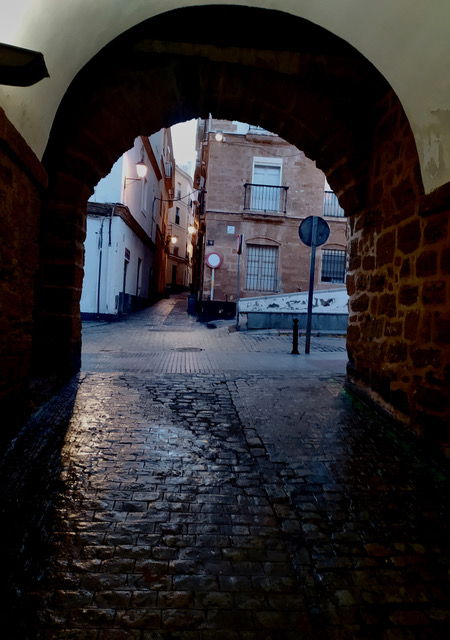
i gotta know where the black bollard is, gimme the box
[291,317,299,354]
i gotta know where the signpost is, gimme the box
[236,234,244,330]
[205,252,222,300]
[298,216,330,354]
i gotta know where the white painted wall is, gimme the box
[80,216,103,314]
[238,288,349,315]
[81,213,154,317]
[82,132,172,317]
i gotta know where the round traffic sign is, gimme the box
[206,252,222,269]
[299,216,330,247]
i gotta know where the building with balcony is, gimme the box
[81,130,175,320]
[194,119,348,305]
[165,165,196,293]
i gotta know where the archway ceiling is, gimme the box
[1,0,449,193]
[43,6,391,217]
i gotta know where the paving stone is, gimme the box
[1,295,449,639]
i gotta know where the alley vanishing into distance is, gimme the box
[1,294,449,639]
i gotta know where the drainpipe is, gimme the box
[96,216,106,319]
[207,114,212,142]
[108,204,115,246]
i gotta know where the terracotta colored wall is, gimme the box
[205,133,325,217]
[201,131,347,300]
[203,213,347,301]
[0,108,47,428]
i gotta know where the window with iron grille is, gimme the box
[321,249,346,283]
[245,245,278,292]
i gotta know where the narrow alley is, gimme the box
[1,295,448,639]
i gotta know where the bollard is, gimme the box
[291,317,299,354]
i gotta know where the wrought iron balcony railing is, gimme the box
[323,190,345,218]
[244,183,288,214]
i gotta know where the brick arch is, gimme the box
[323,243,346,251]
[33,6,450,454]
[245,238,281,247]
[42,6,404,203]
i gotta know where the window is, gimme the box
[251,157,282,211]
[175,207,180,225]
[323,191,345,218]
[321,249,346,283]
[245,245,278,292]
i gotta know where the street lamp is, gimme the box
[135,160,147,178]
[124,159,148,188]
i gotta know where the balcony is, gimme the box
[244,183,288,214]
[164,161,174,191]
[323,190,345,218]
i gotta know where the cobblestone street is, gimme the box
[1,295,449,639]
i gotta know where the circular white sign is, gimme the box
[206,252,222,269]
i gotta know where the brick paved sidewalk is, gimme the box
[81,294,348,376]
[1,295,449,639]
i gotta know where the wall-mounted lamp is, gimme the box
[215,131,223,142]
[171,235,178,244]
[188,225,196,235]
[0,42,49,86]
[124,159,148,188]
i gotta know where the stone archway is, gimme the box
[31,6,449,453]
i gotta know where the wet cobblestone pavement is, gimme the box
[1,295,449,639]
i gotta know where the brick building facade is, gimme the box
[194,119,347,303]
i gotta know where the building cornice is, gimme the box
[87,201,157,252]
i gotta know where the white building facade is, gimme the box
[81,131,175,320]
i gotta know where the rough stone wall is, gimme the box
[32,171,91,385]
[0,108,47,429]
[346,92,450,455]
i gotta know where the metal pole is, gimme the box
[211,268,215,301]
[291,317,299,354]
[235,251,241,330]
[305,216,318,354]
[96,218,105,319]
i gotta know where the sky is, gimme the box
[171,119,198,176]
